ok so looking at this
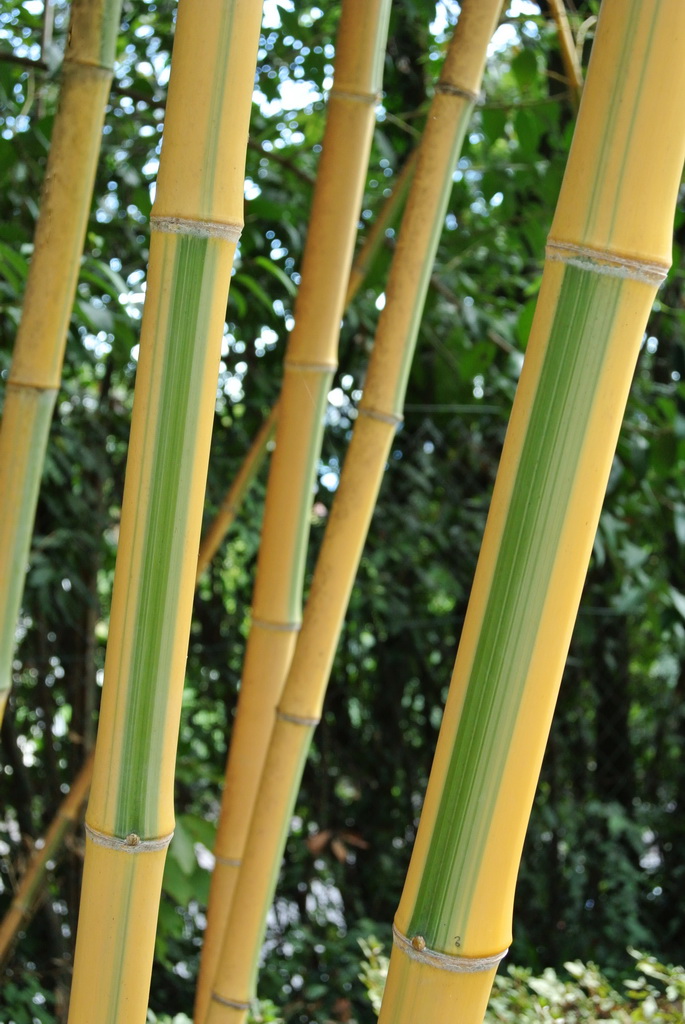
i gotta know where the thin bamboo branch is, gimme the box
[0,52,48,72]
[378,2,685,1021]
[247,139,317,187]
[40,0,55,59]
[37,1,55,117]
[482,90,570,110]
[204,4,503,1022]
[575,16,598,62]
[547,0,583,106]
[344,149,418,306]
[66,2,263,1019]
[195,5,392,1019]
[0,753,93,966]
[0,0,123,723]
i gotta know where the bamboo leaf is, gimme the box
[511,48,538,90]
[234,272,275,314]
[253,255,297,296]
[669,587,685,622]
[170,818,196,877]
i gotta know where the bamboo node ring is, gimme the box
[6,379,57,395]
[359,406,403,427]
[150,215,242,243]
[211,993,250,1010]
[393,923,508,974]
[545,240,668,286]
[276,709,321,727]
[283,359,338,373]
[329,87,380,105]
[215,854,242,868]
[434,82,480,103]
[251,616,301,633]
[63,58,113,78]
[85,823,174,854]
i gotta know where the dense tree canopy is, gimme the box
[0,1,684,1021]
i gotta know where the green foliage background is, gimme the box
[0,1,684,1021]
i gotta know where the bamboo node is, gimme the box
[250,616,301,633]
[329,87,380,106]
[283,359,338,373]
[276,709,320,728]
[215,854,242,868]
[434,81,480,103]
[211,993,250,1011]
[5,379,58,395]
[85,823,174,854]
[62,57,114,78]
[358,406,403,428]
[150,215,242,243]
[545,240,668,286]
[393,923,508,974]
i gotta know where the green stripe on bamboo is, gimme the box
[66,2,263,1021]
[111,233,220,837]
[194,4,392,1019]
[408,266,623,944]
[204,4,502,1022]
[0,0,123,721]
[379,3,685,1021]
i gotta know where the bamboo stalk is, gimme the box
[547,0,584,106]
[0,0,123,723]
[65,3,263,1021]
[204,5,503,1022]
[377,3,685,1021]
[0,752,93,965]
[194,5,391,1019]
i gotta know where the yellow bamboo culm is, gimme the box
[204,4,503,1023]
[194,4,391,1019]
[66,3,263,1021]
[379,3,685,1022]
[0,0,122,723]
